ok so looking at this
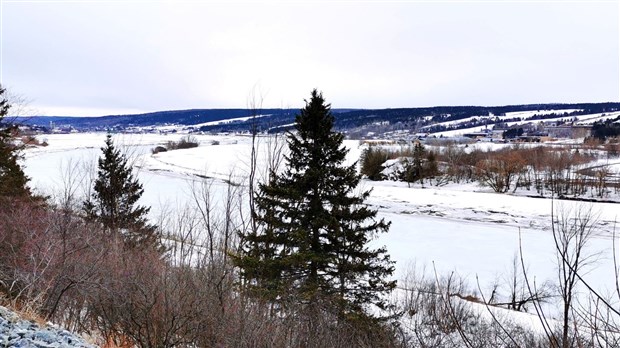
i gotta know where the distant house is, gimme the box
[545,125,591,139]
[17,125,38,136]
[516,135,542,143]
[463,130,490,140]
[490,130,504,140]
[52,125,74,134]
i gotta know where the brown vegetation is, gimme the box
[0,179,400,347]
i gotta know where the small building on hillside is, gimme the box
[546,125,591,139]
[463,129,491,140]
[516,135,542,143]
[490,129,504,140]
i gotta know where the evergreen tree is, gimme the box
[0,86,30,198]
[360,146,388,181]
[84,134,157,248]
[426,149,439,178]
[400,141,426,187]
[236,90,395,315]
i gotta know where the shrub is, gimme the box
[475,149,527,193]
[172,135,199,149]
[151,146,167,154]
[154,135,200,154]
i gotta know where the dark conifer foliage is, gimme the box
[0,86,30,198]
[592,117,620,140]
[401,141,427,187]
[360,146,388,181]
[236,89,395,316]
[84,134,158,248]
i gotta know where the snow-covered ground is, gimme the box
[22,133,620,324]
[502,109,583,119]
[132,114,272,133]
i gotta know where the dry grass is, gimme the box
[0,293,47,326]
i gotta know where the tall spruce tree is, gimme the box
[84,134,157,248]
[236,89,395,315]
[400,141,426,187]
[0,86,30,198]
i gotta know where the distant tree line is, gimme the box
[361,142,620,198]
[591,116,620,140]
[15,102,620,136]
[503,127,524,139]
[203,102,620,137]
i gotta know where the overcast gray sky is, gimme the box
[1,0,619,116]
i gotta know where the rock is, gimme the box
[0,306,96,348]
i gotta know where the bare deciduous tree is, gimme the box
[552,203,599,348]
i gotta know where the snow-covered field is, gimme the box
[429,110,620,138]
[22,133,620,321]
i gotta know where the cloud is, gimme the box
[2,1,618,115]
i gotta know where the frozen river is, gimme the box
[22,133,620,308]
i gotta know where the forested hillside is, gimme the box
[13,102,620,134]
